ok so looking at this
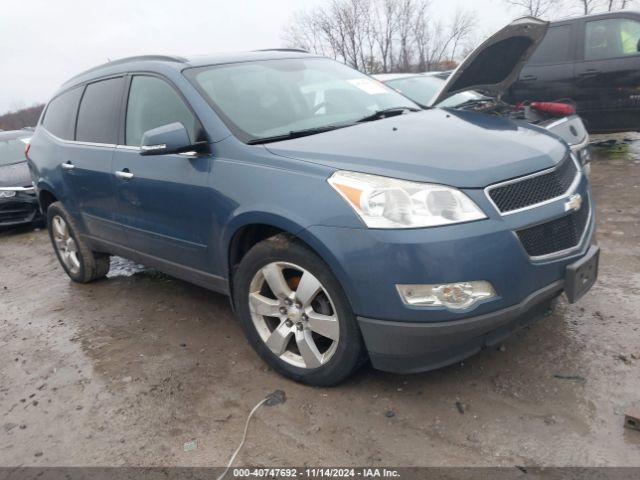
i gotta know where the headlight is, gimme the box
[328,171,486,228]
[0,190,17,199]
[397,281,496,310]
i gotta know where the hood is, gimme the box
[0,161,32,188]
[429,17,548,106]
[265,109,567,189]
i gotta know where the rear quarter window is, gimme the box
[76,77,125,144]
[42,87,83,140]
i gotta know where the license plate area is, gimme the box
[565,245,599,303]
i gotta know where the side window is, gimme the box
[585,18,640,61]
[76,77,124,144]
[42,87,82,140]
[529,25,573,65]
[125,76,197,147]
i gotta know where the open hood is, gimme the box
[428,17,548,106]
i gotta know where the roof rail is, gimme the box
[63,55,188,85]
[255,48,309,54]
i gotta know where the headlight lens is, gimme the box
[328,171,486,228]
[0,190,17,199]
[397,281,496,310]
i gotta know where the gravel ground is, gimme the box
[1,135,639,467]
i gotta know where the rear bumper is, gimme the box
[358,280,563,374]
[0,194,41,227]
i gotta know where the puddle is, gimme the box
[106,256,147,278]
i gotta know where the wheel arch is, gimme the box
[223,213,355,312]
[37,185,59,214]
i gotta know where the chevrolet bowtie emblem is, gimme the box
[565,193,583,212]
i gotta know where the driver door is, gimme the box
[112,74,213,270]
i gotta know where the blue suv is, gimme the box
[28,20,598,386]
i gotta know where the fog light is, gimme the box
[396,281,496,310]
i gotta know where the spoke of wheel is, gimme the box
[68,252,81,270]
[295,329,323,368]
[265,321,294,356]
[52,217,66,239]
[249,292,281,317]
[306,311,339,341]
[261,263,292,299]
[295,271,322,307]
[67,239,77,253]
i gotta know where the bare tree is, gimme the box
[283,0,477,73]
[606,0,635,9]
[372,0,401,72]
[576,0,603,14]
[447,9,476,61]
[503,0,558,17]
[283,9,334,58]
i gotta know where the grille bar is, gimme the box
[487,155,579,214]
[516,195,591,258]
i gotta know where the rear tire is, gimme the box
[47,202,110,283]
[233,234,365,386]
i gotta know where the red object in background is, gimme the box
[530,102,576,117]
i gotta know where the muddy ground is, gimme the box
[1,135,639,468]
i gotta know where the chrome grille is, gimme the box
[487,155,579,214]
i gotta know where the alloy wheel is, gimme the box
[248,261,340,369]
[51,215,81,275]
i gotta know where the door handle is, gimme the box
[61,161,75,170]
[115,169,134,180]
[579,69,600,77]
[522,74,538,81]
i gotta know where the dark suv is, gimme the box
[509,11,640,133]
[0,130,40,228]
[28,19,599,386]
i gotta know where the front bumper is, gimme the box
[303,173,596,373]
[0,192,41,227]
[358,245,598,373]
[358,280,564,373]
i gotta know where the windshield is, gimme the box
[385,75,486,108]
[186,58,418,143]
[0,136,30,167]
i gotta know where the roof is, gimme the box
[551,9,640,24]
[61,50,318,89]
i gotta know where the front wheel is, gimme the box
[233,235,365,386]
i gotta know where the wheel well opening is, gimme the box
[229,224,284,275]
[38,190,58,214]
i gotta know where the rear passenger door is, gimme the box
[112,74,213,271]
[573,15,640,132]
[509,22,577,104]
[66,76,126,243]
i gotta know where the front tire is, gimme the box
[47,202,110,283]
[233,234,365,386]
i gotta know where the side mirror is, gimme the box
[140,122,207,156]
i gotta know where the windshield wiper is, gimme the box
[356,107,420,123]
[247,124,346,145]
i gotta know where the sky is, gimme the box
[0,0,514,114]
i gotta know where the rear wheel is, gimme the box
[47,202,110,283]
[234,235,365,386]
